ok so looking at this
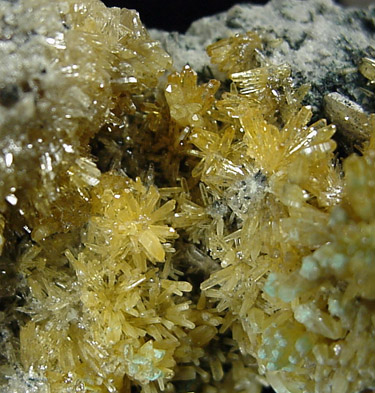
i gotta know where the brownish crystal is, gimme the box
[0,1,374,393]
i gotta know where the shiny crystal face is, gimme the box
[225,169,268,219]
[0,1,375,393]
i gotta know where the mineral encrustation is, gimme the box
[0,0,375,393]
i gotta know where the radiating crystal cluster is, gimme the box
[0,0,171,246]
[0,1,374,393]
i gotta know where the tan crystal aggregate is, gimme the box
[0,1,375,393]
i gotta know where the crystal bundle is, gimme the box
[0,1,374,393]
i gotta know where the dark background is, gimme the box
[103,0,267,32]
[102,0,373,32]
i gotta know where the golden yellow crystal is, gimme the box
[0,1,374,393]
[207,32,262,75]
[165,65,220,129]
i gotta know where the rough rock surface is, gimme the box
[151,0,375,115]
[1,1,375,393]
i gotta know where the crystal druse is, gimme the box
[0,0,375,392]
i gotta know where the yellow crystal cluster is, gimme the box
[1,1,375,393]
[0,0,171,248]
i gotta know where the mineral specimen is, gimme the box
[0,0,375,393]
[151,0,375,115]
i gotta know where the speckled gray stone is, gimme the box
[150,0,375,116]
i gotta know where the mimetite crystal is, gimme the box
[0,1,374,393]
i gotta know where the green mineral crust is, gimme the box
[0,0,374,393]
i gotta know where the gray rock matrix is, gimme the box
[0,0,374,391]
[151,0,375,115]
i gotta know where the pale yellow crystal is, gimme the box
[1,5,373,393]
[165,65,220,129]
[207,32,263,75]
